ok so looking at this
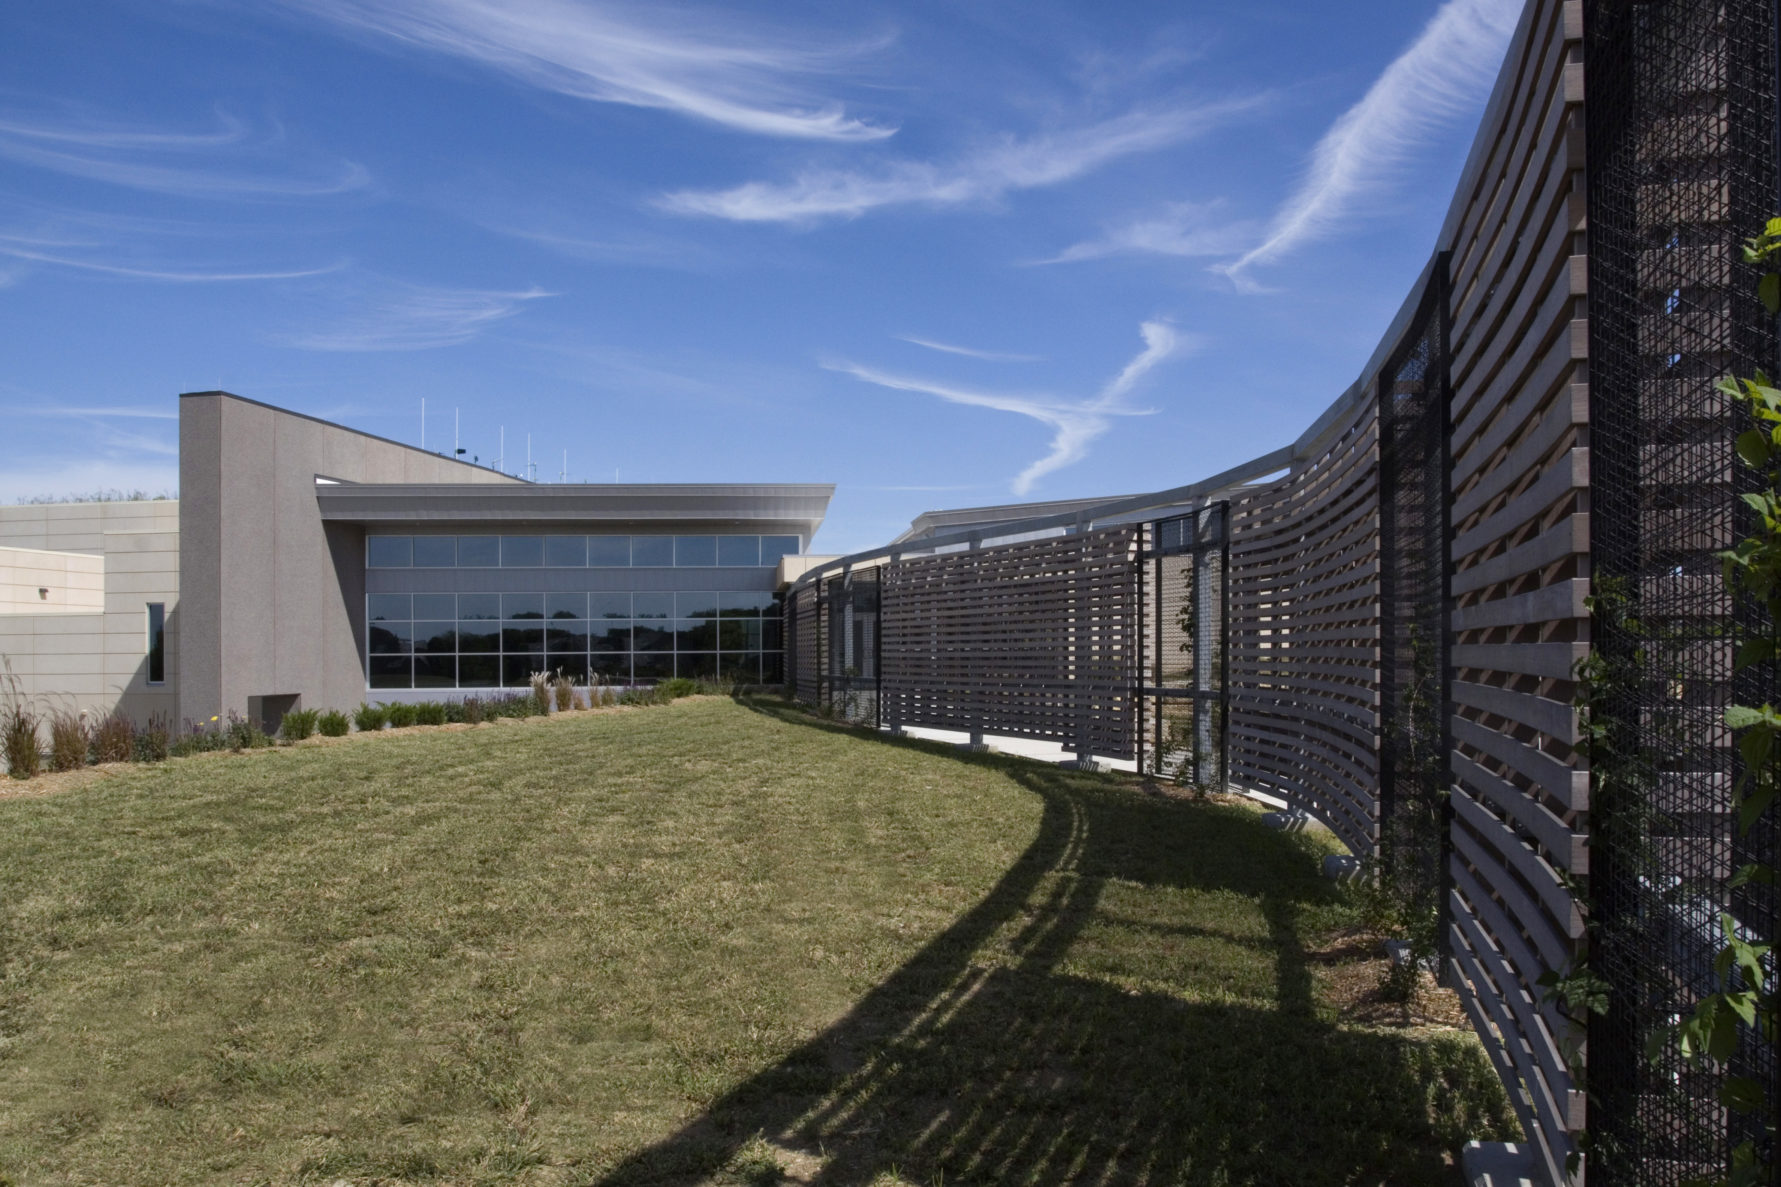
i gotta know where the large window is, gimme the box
[366,534,801,568]
[366,589,783,690]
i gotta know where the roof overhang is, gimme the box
[315,482,834,543]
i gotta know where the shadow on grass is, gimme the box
[589,698,1511,1186]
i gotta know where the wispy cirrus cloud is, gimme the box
[1040,200,1257,265]
[829,320,1189,494]
[1220,0,1517,285]
[898,336,1043,363]
[659,99,1262,223]
[278,279,553,351]
[0,109,369,199]
[0,403,176,420]
[276,0,892,141]
[0,244,343,283]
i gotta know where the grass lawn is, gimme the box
[0,697,1515,1186]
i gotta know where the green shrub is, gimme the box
[489,691,534,719]
[92,711,136,763]
[134,713,170,762]
[353,703,388,732]
[413,701,447,726]
[316,709,350,737]
[170,719,227,758]
[658,677,697,701]
[692,676,739,697]
[224,711,271,752]
[47,708,91,772]
[280,708,319,741]
[618,686,662,707]
[385,702,417,728]
[455,697,484,725]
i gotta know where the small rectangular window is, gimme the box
[588,592,631,619]
[501,536,544,567]
[413,536,456,567]
[413,593,457,620]
[457,593,501,621]
[632,592,674,620]
[674,536,717,567]
[457,535,500,567]
[367,594,411,622]
[147,603,166,685]
[546,592,587,620]
[367,535,413,567]
[717,536,761,566]
[544,535,587,567]
[588,536,631,567]
[762,536,801,565]
[632,536,674,566]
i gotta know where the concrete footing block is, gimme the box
[1322,854,1364,882]
[1261,811,1310,832]
[1063,757,1102,772]
[956,741,990,753]
[1460,1141,1539,1187]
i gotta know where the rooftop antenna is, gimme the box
[527,433,533,482]
[497,426,504,474]
[454,409,459,457]
[560,449,567,483]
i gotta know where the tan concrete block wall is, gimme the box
[0,546,104,614]
[0,500,179,554]
[0,516,179,729]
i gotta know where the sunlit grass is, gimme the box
[0,697,1514,1185]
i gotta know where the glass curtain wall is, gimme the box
[364,534,795,689]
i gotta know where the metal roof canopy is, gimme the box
[315,482,834,542]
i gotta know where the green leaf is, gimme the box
[1762,271,1781,315]
[1720,1075,1765,1114]
[1738,428,1772,467]
[1734,638,1775,670]
[1741,781,1777,835]
[1737,722,1774,768]
[1724,704,1768,729]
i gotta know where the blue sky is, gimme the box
[0,0,1521,553]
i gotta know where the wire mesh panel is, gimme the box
[1585,0,1779,1179]
[880,527,1142,760]
[1141,506,1229,788]
[826,567,882,726]
[787,582,822,707]
[1378,275,1454,976]
[1227,395,1381,857]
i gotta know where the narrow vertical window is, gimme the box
[147,603,166,685]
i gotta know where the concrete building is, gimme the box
[0,392,832,733]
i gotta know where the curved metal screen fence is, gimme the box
[783,0,1779,1180]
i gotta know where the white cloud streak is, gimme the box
[0,405,177,420]
[0,246,344,283]
[280,281,553,351]
[660,99,1261,223]
[1040,200,1258,265]
[898,336,1043,363]
[830,320,1186,494]
[0,110,369,199]
[1221,0,1518,283]
[278,0,892,141]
